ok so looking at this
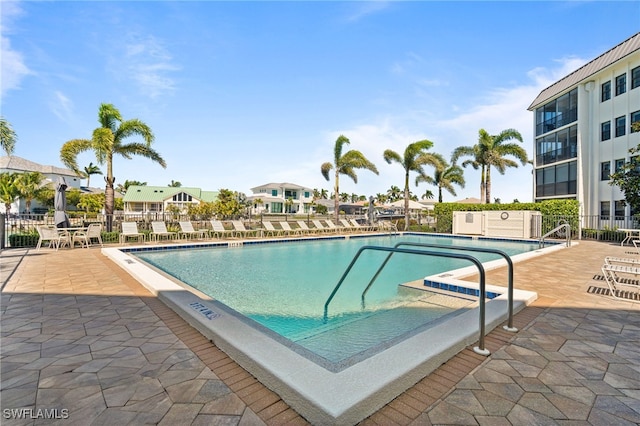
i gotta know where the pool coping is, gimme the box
[102,234,559,425]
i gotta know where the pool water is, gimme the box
[134,234,538,364]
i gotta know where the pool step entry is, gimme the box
[228,241,243,248]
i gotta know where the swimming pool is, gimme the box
[132,234,539,366]
[104,233,555,424]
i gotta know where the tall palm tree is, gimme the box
[383,140,441,230]
[15,171,45,213]
[451,130,490,203]
[60,103,166,231]
[0,117,17,156]
[386,185,402,202]
[82,162,102,188]
[417,158,466,203]
[320,188,329,199]
[321,135,378,222]
[375,193,388,204]
[482,128,528,204]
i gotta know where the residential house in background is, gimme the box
[122,185,218,215]
[247,182,314,214]
[0,155,81,214]
[528,32,640,224]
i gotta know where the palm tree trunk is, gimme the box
[105,155,115,232]
[485,166,492,204]
[404,172,410,231]
[334,171,340,223]
[480,165,486,204]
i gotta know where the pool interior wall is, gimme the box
[102,233,561,425]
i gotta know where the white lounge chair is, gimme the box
[120,222,145,244]
[339,219,356,233]
[349,219,376,232]
[231,220,258,238]
[209,220,234,239]
[279,222,302,236]
[312,220,333,234]
[262,221,283,237]
[604,256,640,267]
[36,225,67,250]
[179,221,207,240]
[324,219,347,233]
[601,263,640,299]
[296,220,316,235]
[150,221,177,242]
[73,223,103,248]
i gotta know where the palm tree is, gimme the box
[82,162,102,188]
[0,173,20,215]
[320,189,329,199]
[115,180,147,195]
[168,180,182,187]
[15,171,45,213]
[417,158,466,203]
[482,128,528,204]
[383,140,441,230]
[375,193,388,204]
[422,190,434,200]
[452,131,490,203]
[386,185,402,202]
[60,103,166,231]
[321,135,378,222]
[0,117,17,156]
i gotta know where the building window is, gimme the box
[614,200,626,218]
[172,192,192,202]
[632,66,640,90]
[600,201,610,218]
[601,81,611,101]
[631,110,640,132]
[615,158,625,173]
[601,121,611,141]
[615,116,626,137]
[615,73,626,96]
[534,88,578,136]
[601,161,611,180]
[271,189,278,196]
[535,161,577,198]
[304,191,310,198]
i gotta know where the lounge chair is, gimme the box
[209,220,235,239]
[324,219,346,233]
[312,220,333,234]
[349,219,376,232]
[72,223,103,248]
[120,222,145,244]
[604,256,640,267]
[231,220,259,238]
[339,219,356,233]
[178,221,207,240]
[262,221,284,237]
[601,263,640,299]
[633,239,640,255]
[280,221,303,236]
[296,220,316,235]
[150,221,177,242]
[36,225,67,250]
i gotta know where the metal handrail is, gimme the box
[361,242,517,332]
[539,223,571,248]
[323,245,491,355]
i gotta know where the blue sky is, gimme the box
[2,1,639,203]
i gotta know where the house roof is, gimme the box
[528,32,640,110]
[0,155,79,177]
[250,182,312,192]
[122,186,218,203]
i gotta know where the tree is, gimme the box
[212,188,243,219]
[375,193,388,204]
[386,185,402,202]
[168,180,182,187]
[0,173,20,215]
[0,117,17,156]
[116,180,147,195]
[416,158,466,203]
[321,135,378,222]
[422,190,434,200]
[383,140,441,230]
[82,162,102,188]
[452,128,527,204]
[610,138,640,216]
[60,103,166,231]
[15,171,45,213]
[320,189,329,199]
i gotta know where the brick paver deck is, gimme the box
[1,239,639,425]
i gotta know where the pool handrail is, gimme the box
[323,245,491,355]
[539,223,571,248]
[361,242,517,332]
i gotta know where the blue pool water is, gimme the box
[133,234,539,364]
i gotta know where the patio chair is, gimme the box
[604,256,640,267]
[262,221,284,237]
[120,222,145,244]
[280,221,303,236]
[150,221,177,242]
[601,263,640,300]
[209,220,235,239]
[349,219,376,232]
[296,220,316,235]
[324,219,346,233]
[231,220,259,238]
[339,219,356,233]
[36,225,67,250]
[312,220,333,234]
[178,221,207,240]
[72,223,103,248]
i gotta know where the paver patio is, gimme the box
[1,238,639,425]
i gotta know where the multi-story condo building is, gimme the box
[528,32,640,224]
[247,182,314,214]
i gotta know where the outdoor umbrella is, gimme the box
[54,176,71,228]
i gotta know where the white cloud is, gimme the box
[120,34,180,99]
[49,91,74,123]
[0,2,33,97]
[344,1,391,23]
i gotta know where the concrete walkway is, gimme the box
[1,239,639,425]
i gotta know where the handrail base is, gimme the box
[503,325,518,332]
[473,346,490,356]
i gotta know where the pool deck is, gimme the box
[1,238,640,425]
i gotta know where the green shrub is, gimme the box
[9,233,39,247]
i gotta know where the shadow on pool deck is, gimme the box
[1,239,639,425]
